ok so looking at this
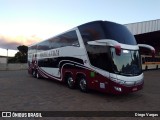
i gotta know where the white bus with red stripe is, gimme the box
[28,21,155,94]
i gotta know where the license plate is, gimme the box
[132,87,137,91]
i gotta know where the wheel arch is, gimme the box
[63,71,73,82]
[76,72,86,81]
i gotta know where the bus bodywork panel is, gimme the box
[28,20,145,94]
[28,62,144,94]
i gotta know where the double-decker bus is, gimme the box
[28,21,155,94]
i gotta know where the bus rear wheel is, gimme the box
[36,71,40,79]
[66,75,76,89]
[32,70,36,78]
[79,77,88,92]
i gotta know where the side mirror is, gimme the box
[87,39,121,56]
[115,45,121,56]
[138,44,155,58]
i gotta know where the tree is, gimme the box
[8,45,28,63]
[17,45,28,56]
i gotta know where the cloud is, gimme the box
[0,41,20,50]
[0,34,42,50]
[0,21,70,50]
[24,35,42,46]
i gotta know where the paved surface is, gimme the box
[0,70,160,120]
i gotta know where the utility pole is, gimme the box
[6,49,8,70]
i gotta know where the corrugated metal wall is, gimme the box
[125,19,160,35]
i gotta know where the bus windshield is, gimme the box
[110,47,142,76]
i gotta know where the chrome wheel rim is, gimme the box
[33,71,35,76]
[67,77,74,87]
[80,79,86,91]
[36,72,39,78]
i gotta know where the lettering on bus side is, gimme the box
[37,49,59,59]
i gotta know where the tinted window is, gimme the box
[38,58,58,68]
[28,45,37,53]
[86,45,112,71]
[79,22,113,71]
[79,21,137,45]
[60,31,79,47]
[78,21,105,44]
[49,31,79,49]
[49,37,61,49]
[103,21,137,45]
[37,31,79,50]
[31,45,37,51]
[38,41,49,51]
[38,57,83,68]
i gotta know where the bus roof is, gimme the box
[28,20,122,47]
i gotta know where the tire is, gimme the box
[79,77,88,92]
[36,71,40,79]
[66,75,75,89]
[32,70,36,78]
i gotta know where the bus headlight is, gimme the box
[114,86,122,92]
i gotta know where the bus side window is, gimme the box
[60,31,80,47]
[49,37,61,49]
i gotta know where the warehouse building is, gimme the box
[125,19,160,70]
[125,19,160,55]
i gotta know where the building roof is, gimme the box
[125,19,160,35]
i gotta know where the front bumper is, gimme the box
[109,80,144,94]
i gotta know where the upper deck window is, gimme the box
[36,30,79,51]
[49,30,79,49]
[103,21,137,45]
[38,41,49,51]
[78,22,106,44]
[78,21,137,45]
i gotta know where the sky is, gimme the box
[0,0,160,56]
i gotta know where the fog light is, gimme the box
[114,86,122,92]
